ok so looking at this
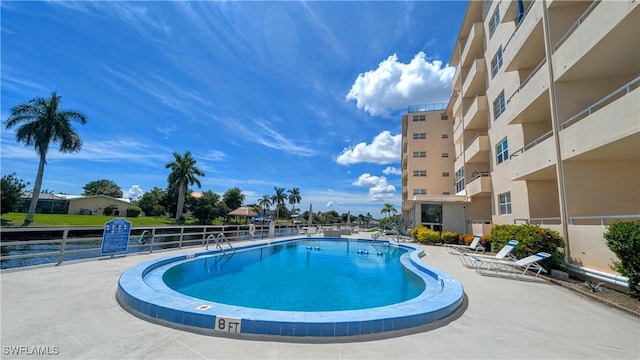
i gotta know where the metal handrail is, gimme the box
[407,102,449,113]
[506,58,547,105]
[0,223,299,269]
[570,214,640,225]
[553,0,600,53]
[509,129,554,159]
[513,217,561,225]
[561,75,640,129]
[503,0,537,52]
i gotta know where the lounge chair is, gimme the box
[472,252,551,280]
[458,240,518,267]
[445,234,484,254]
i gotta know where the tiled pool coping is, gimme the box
[116,237,464,339]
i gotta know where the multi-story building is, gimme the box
[403,0,639,284]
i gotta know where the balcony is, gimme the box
[461,58,486,97]
[501,0,534,24]
[452,66,462,92]
[462,95,488,131]
[460,22,485,68]
[453,118,464,145]
[503,0,544,72]
[560,81,640,161]
[466,172,492,197]
[553,1,639,81]
[464,133,490,164]
[506,60,550,125]
[452,91,462,118]
[510,132,557,181]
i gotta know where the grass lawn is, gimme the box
[0,213,192,227]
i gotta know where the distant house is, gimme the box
[21,192,132,216]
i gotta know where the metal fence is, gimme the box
[0,224,301,270]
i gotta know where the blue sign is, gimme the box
[101,217,132,255]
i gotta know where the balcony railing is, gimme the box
[561,75,640,129]
[553,0,600,53]
[513,217,561,225]
[570,214,640,226]
[408,102,449,113]
[506,58,547,105]
[509,129,553,159]
[503,0,536,53]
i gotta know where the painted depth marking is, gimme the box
[214,316,242,333]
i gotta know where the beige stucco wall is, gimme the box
[68,197,131,216]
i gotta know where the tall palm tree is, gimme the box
[381,203,397,221]
[258,195,272,216]
[4,92,88,225]
[272,186,286,221]
[165,151,204,221]
[288,187,301,215]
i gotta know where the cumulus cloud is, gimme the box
[353,173,396,202]
[123,185,144,200]
[383,166,402,176]
[346,52,455,116]
[326,201,334,208]
[336,131,401,165]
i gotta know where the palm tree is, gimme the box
[271,187,287,221]
[258,195,272,216]
[4,92,88,225]
[380,203,397,226]
[165,151,204,221]
[288,187,301,215]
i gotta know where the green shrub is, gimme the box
[441,231,459,244]
[490,224,564,270]
[604,220,640,300]
[151,205,166,217]
[103,206,114,216]
[411,225,440,244]
[126,206,142,218]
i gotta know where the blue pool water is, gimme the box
[162,239,431,311]
[117,237,464,338]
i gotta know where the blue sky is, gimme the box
[1,1,467,217]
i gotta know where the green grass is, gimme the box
[0,213,187,227]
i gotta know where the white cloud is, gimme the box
[383,166,402,176]
[326,201,334,208]
[352,173,396,202]
[336,131,400,165]
[123,185,144,200]
[346,52,454,116]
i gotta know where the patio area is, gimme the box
[1,235,638,359]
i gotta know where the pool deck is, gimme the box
[1,234,639,359]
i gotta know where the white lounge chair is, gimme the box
[458,240,518,267]
[445,234,485,254]
[472,252,551,280]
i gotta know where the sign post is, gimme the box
[101,217,132,256]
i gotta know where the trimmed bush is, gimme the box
[458,233,492,251]
[126,206,142,218]
[490,224,565,270]
[411,225,440,244]
[604,220,640,300]
[103,206,114,216]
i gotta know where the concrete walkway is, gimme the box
[1,236,638,359]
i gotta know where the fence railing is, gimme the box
[0,224,303,270]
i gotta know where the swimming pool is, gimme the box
[117,237,464,339]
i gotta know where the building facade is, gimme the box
[439,0,639,280]
[448,0,640,273]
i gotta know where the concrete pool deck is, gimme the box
[1,234,639,359]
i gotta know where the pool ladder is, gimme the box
[207,233,235,254]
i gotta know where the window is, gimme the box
[413,170,427,177]
[442,153,449,158]
[413,189,427,195]
[442,172,450,177]
[491,46,503,78]
[443,192,450,195]
[493,91,505,119]
[498,192,512,215]
[455,168,465,193]
[412,115,426,122]
[440,113,448,120]
[412,132,426,140]
[496,137,509,164]
[413,151,426,158]
[489,7,500,36]
[441,134,449,139]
